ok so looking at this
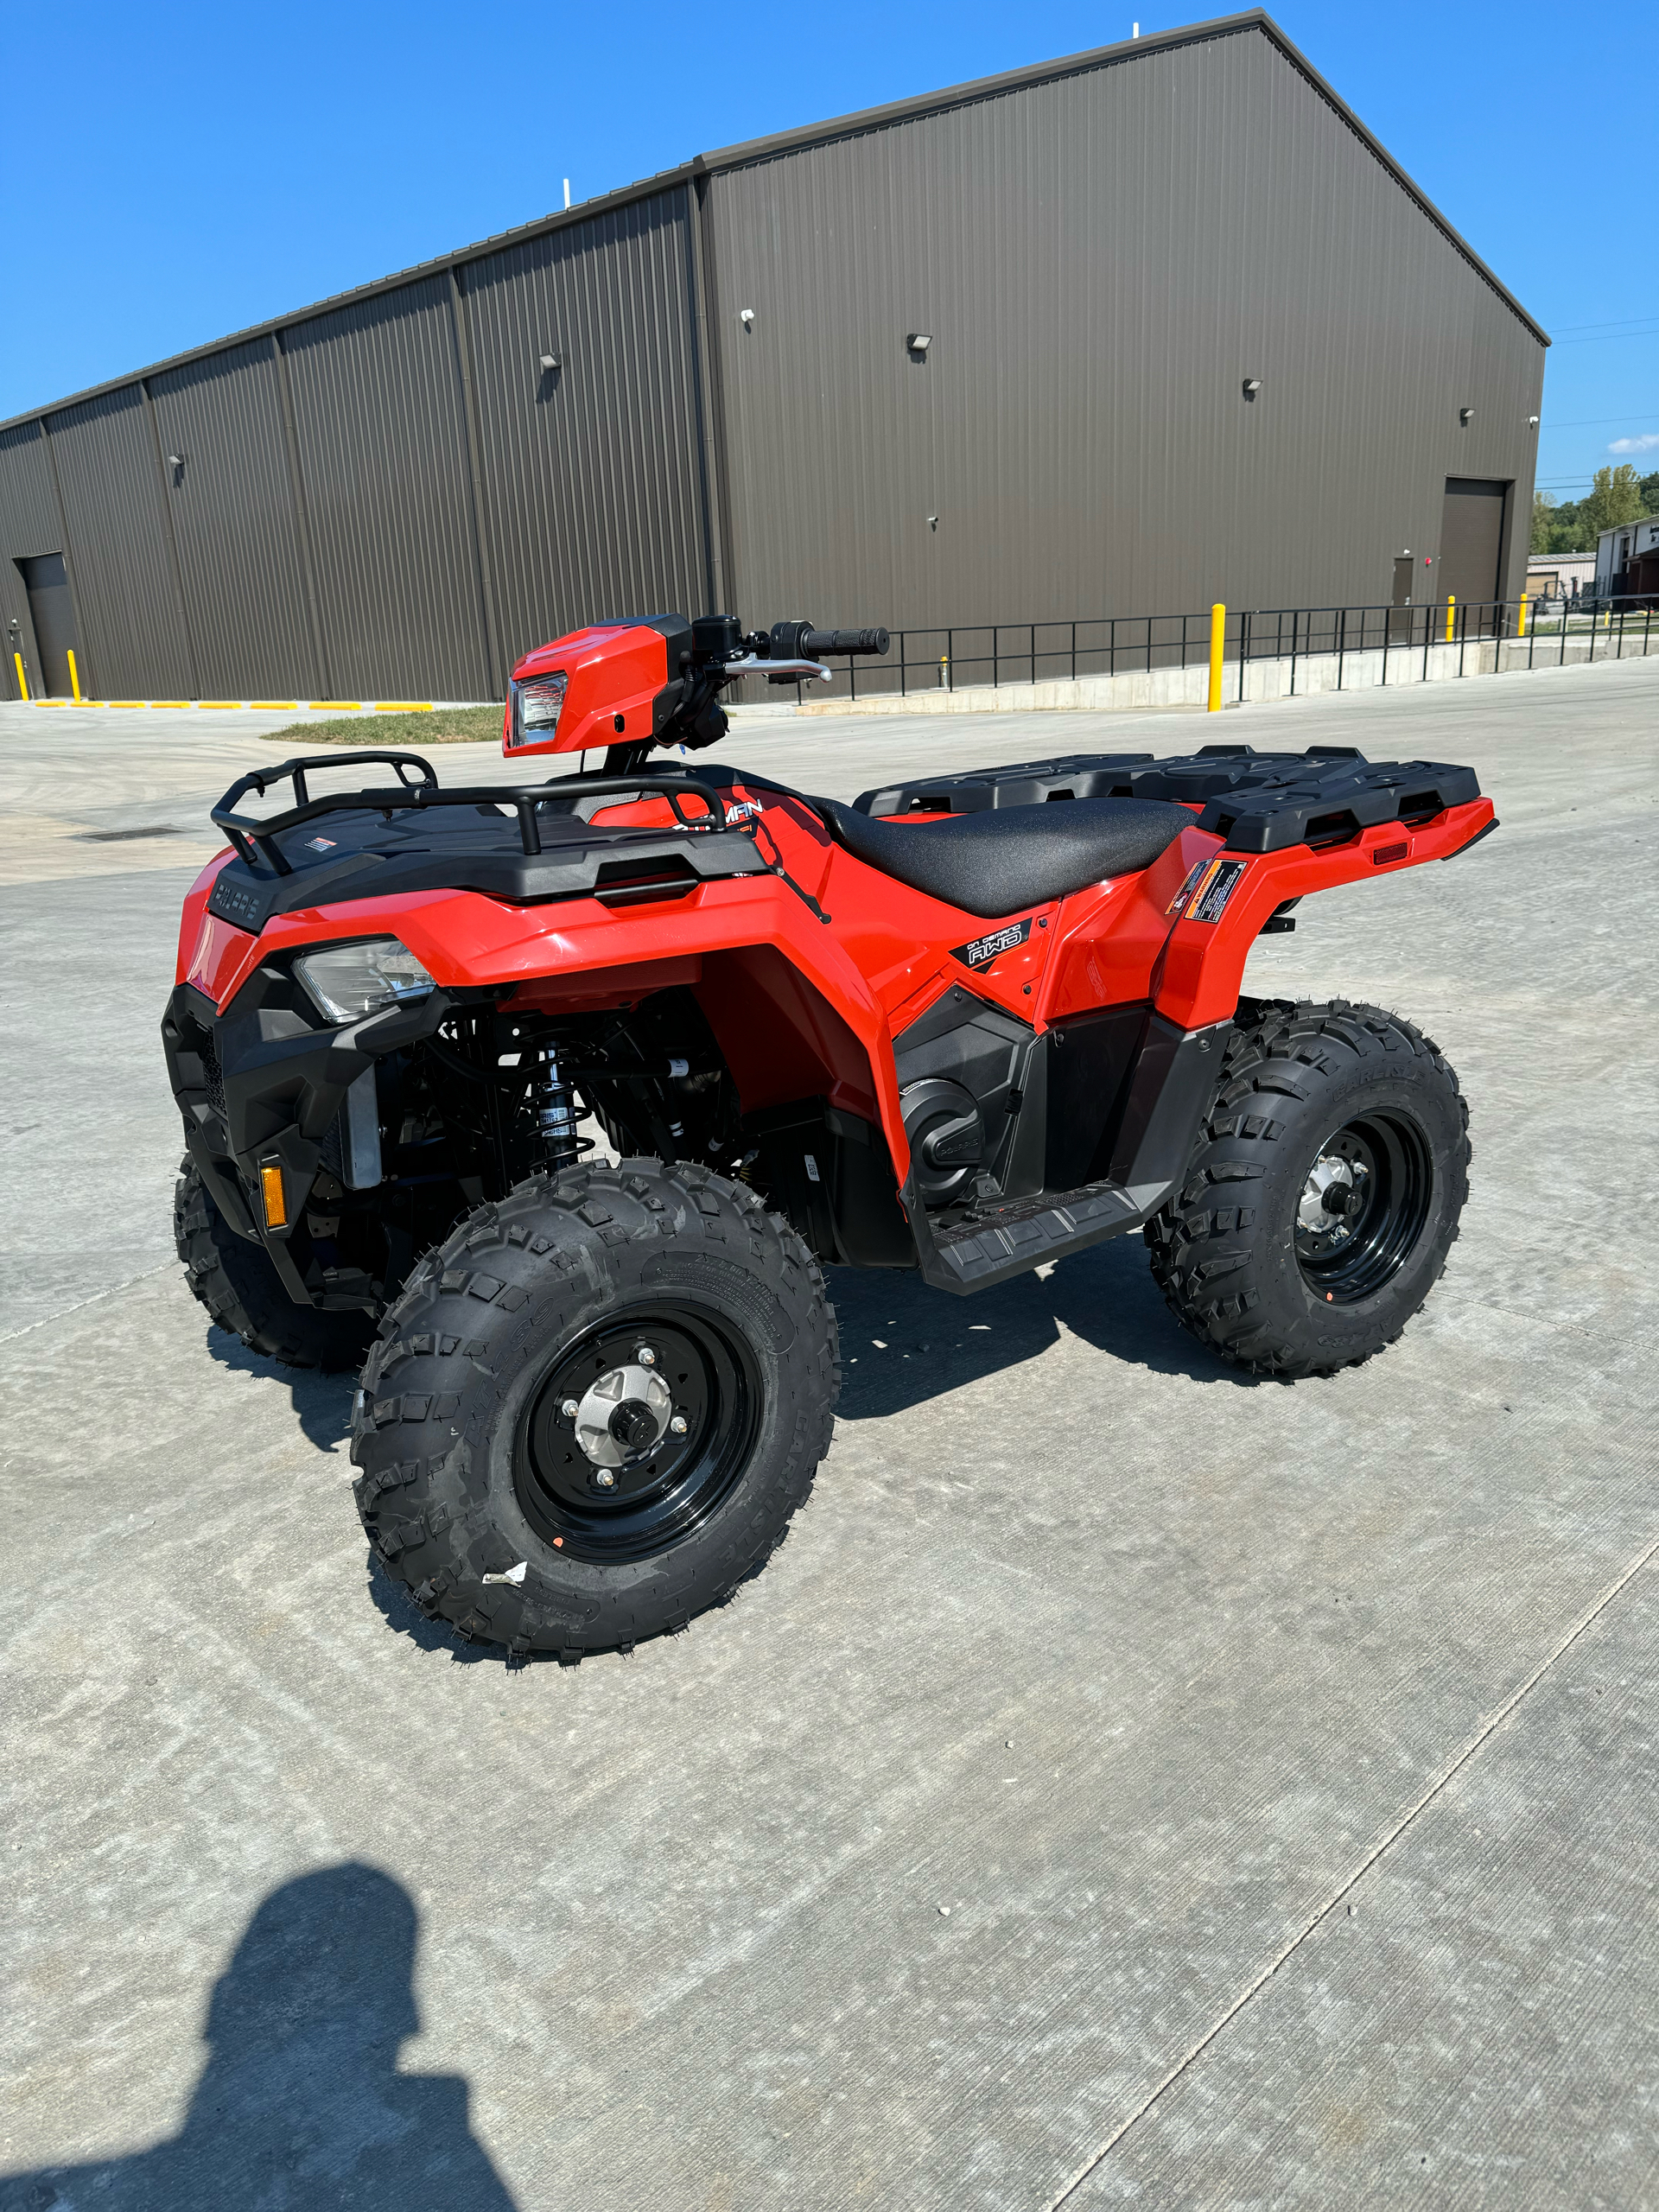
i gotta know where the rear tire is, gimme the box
[1144,998,1471,1378]
[350,1160,839,1657]
[174,1160,376,1372]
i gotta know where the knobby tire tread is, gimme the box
[1144,996,1471,1378]
[349,1159,840,1660]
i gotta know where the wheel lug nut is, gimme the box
[594,1469,617,1490]
[637,1345,658,1367]
[669,1414,688,1435]
[561,1398,579,1420]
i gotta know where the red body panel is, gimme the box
[178,766,1493,1198]
[505,624,671,757]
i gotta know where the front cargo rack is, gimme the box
[211,752,727,876]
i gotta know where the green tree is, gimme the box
[1580,463,1646,539]
[1639,468,1659,518]
[1532,493,1594,554]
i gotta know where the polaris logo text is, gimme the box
[951,916,1033,969]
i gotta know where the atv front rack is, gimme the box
[211,752,728,875]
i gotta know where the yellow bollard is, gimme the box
[12,651,28,702]
[67,647,83,702]
[1444,594,1455,644]
[1207,602,1226,711]
[1516,594,1528,639]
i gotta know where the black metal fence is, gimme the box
[776,594,1659,704]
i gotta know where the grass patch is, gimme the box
[264,707,505,747]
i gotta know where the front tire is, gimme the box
[174,1160,376,1371]
[350,1160,839,1657]
[1144,998,1471,1377]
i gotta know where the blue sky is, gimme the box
[3,1,1653,499]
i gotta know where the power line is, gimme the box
[1551,328,1659,347]
[1539,414,1659,431]
[1548,314,1659,334]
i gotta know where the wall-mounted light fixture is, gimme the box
[907,333,933,355]
[740,308,755,327]
[1527,414,1540,427]
[927,515,938,531]
[1242,378,1262,400]
[166,451,187,485]
[1459,406,1475,425]
[539,352,561,371]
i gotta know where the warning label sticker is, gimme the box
[1184,857,1249,924]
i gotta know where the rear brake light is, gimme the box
[511,672,568,747]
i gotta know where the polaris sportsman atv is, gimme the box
[165,613,1494,1659]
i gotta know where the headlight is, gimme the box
[510,671,567,747]
[294,938,435,1023]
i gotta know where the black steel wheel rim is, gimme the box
[1294,1110,1434,1304]
[515,1304,762,1562]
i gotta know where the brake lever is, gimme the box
[717,654,832,684]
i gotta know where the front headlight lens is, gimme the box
[511,671,568,747]
[294,938,435,1024]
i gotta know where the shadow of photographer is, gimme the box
[1,1864,517,2211]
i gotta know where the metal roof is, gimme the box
[0,10,1547,435]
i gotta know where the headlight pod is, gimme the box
[509,671,568,748]
[294,938,435,1024]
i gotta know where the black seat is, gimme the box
[813,795,1190,918]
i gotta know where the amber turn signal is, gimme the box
[260,1162,288,1229]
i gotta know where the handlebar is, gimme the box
[767,620,889,661]
[803,626,889,657]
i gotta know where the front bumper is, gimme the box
[162,968,481,1310]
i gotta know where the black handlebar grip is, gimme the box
[801,626,890,657]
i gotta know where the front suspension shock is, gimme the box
[534,1042,582,1173]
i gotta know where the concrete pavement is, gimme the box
[1,653,1655,2209]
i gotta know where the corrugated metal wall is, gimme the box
[149,338,318,698]
[48,387,190,699]
[0,17,1543,702]
[282,277,492,702]
[0,200,709,700]
[462,189,709,671]
[0,423,63,686]
[709,23,1542,643]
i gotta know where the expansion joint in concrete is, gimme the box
[1042,1531,1659,2209]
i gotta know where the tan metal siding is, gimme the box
[149,339,319,697]
[461,189,708,670]
[46,388,189,698]
[283,277,491,700]
[709,24,1543,639]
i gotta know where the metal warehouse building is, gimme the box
[0,8,1546,705]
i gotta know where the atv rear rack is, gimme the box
[212,752,727,875]
[855,745,1482,854]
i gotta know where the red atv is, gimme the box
[165,613,1494,1659]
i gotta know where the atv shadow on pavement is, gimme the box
[830,1236,1265,1425]
[203,1325,357,1454]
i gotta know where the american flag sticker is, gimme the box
[1166,858,1209,916]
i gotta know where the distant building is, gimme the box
[1596,514,1659,603]
[1525,550,1597,602]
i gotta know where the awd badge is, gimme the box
[950,916,1033,969]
